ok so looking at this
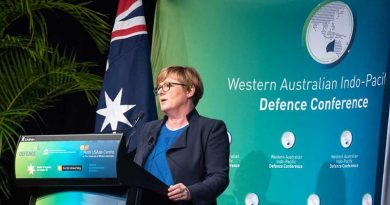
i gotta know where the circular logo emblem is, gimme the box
[281,131,295,149]
[304,1,354,64]
[307,194,320,205]
[340,130,353,148]
[362,193,372,205]
[245,193,259,205]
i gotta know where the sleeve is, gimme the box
[188,120,230,202]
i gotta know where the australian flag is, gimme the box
[95,0,157,152]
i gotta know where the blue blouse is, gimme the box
[143,124,188,185]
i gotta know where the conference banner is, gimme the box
[14,134,126,205]
[15,134,120,179]
[151,0,390,205]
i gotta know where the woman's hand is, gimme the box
[167,183,191,201]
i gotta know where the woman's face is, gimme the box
[156,76,194,114]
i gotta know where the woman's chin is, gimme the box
[160,106,169,113]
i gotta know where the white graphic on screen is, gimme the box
[245,193,259,205]
[281,131,295,149]
[362,193,372,205]
[305,1,354,64]
[27,164,35,175]
[340,130,352,148]
[43,148,49,155]
[307,194,320,205]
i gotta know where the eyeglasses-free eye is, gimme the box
[153,82,187,95]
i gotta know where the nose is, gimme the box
[157,89,166,96]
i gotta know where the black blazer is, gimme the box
[134,109,230,205]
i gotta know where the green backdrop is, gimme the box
[151,0,389,204]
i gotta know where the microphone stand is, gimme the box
[98,112,144,152]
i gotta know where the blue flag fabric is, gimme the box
[95,0,157,151]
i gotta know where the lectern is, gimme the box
[14,134,171,205]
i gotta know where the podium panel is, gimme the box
[15,134,169,205]
[15,134,122,186]
[33,188,127,205]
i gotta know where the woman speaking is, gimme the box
[134,66,230,205]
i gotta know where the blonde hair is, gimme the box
[156,66,204,106]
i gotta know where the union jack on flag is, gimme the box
[95,0,157,151]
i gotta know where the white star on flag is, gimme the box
[96,88,136,132]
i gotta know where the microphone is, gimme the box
[125,112,145,149]
[99,112,145,134]
[97,112,145,151]
[132,112,144,128]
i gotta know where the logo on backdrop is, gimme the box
[340,130,352,148]
[362,193,372,205]
[281,131,295,149]
[307,194,320,205]
[245,193,259,205]
[304,1,354,65]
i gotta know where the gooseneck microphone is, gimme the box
[132,112,144,128]
[125,112,145,149]
[98,112,144,150]
[100,112,145,134]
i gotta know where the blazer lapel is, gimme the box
[168,109,199,150]
[168,126,189,150]
[140,120,164,165]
